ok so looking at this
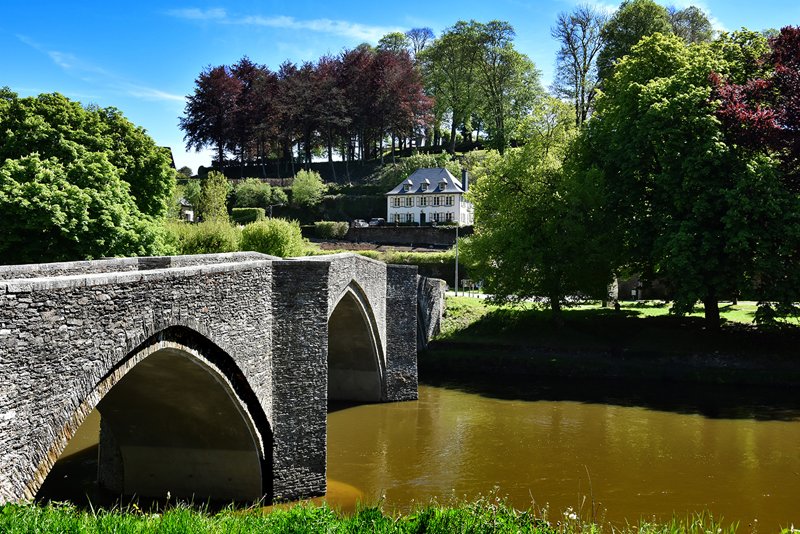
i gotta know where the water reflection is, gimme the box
[422,374,800,422]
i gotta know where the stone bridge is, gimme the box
[0,252,422,504]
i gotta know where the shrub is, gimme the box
[164,220,240,255]
[231,207,266,225]
[291,169,326,207]
[240,218,305,258]
[314,221,349,239]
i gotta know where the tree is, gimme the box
[597,0,672,82]
[583,32,797,328]
[197,170,230,221]
[476,21,543,153]
[291,169,326,207]
[668,6,714,44]
[405,28,435,59]
[378,32,410,53]
[463,98,613,316]
[419,21,485,154]
[178,166,193,178]
[551,4,606,127]
[180,65,241,169]
[0,90,172,263]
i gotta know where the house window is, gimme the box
[405,197,414,207]
[403,184,411,192]
[405,213,413,223]
[433,196,441,206]
[446,212,453,222]
[421,183,428,192]
[446,196,454,206]
[419,196,428,207]
[393,197,402,207]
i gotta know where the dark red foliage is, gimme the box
[181,47,433,169]
[712,26,800,187]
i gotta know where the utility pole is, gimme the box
[454,224,459,296]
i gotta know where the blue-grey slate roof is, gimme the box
[385,168,465,195]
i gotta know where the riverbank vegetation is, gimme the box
[424,296,800,385]
[0,500,745,534]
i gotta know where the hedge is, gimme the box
[231,207,266,225]
[314,221,349,239]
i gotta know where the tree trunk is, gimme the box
[391,133,396,164]
[550,295,564,327]
[449,120,457,155]
[327,130,336,183]
[703,295,721,330]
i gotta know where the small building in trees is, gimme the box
[386,168,473,226]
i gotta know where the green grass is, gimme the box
[0,501,752,534]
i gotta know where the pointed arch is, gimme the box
[30,326,272,503]
[327,281,386,402]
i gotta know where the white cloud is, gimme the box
[167,7,401,43]
[165,8,227,20]
[16,34,184,104]
[122,84,185,103]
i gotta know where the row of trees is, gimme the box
[180,49,431,181]
[465,22,800,329]
[180,20,545,174]
[551,0,715,128]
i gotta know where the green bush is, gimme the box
[164,220,241,255]
[314,221,349,239]
[240,218,305,258]
[231,207,266,225]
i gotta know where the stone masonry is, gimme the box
[0,252,420,504]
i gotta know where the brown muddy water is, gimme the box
[38,380,800,529]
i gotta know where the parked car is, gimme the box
[352,219,369,228]
[368,218,386,226]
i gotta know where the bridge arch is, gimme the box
[327,282,386,402]
[32,326,272,504]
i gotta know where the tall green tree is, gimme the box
[583,33,797,328]
[0,90,173,263]
[668,6,714,44]
[476,21,542,153]
[463,98,614,316]
[419,21,485,154]
[597,0,672,82]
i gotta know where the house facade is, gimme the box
[386,168,473,226]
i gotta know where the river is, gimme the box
[38,379,800,530]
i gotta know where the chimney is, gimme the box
[461,169,469,192]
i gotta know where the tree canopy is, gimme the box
[0,90,174,264]
[579,31,800,327]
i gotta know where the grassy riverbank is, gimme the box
[0,501,745,534]
[422,296,800,386]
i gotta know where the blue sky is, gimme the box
[2,1,798,172]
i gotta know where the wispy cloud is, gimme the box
[16,34,184,103]
[165,7,227,20]
[167,7,401,42]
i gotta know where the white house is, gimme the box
[385,168,474,226]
